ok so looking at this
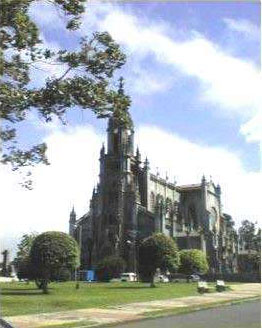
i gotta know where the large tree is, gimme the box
[138,233,180,287]
[0,0,130,187]
[238,220,260,253]
[238,220,261,274]
[30,231,80,293]
[13,232,38,280]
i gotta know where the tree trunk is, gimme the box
[42,279,49,294]
[150,274,156,288]
[35,279,44,289]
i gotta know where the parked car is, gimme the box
[120,272,137,282]
[155,275,169,283]
[188,274,201,282]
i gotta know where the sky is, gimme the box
[0,1,261,257]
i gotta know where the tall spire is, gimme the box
[118,76,125,95]
[100,143,105,157]
[70,206,76,222]
[110,76,132,128]
[216,183,221,196]
[144,157,150,170]
[69,206,76,237]
[136,146,141,162]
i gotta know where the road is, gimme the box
[112,300,261,328]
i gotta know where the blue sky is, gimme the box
[28,1,260,168]
[1,1,261,254]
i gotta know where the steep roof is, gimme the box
[176,184,202,191]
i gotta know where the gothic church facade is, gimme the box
[69,109,237,274]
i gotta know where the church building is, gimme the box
[69,104,238,274]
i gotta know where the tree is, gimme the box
[238,220,261,274]
[238,253,260,274]
[14,232,38,280]
[138,233,180,287]
[178,249,209,276]
[1,0,130,188]
[29,231,80,293]
[96,255,126,282]
[238,220,260,253]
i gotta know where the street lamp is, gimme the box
[126,239,137,274]
[73,223,82,289]
[126,229,138,274]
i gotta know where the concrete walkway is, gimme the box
[4,283,261,328]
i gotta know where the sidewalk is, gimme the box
[4,283,261,328]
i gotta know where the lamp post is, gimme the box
[126,239,137,274]
[73,223,82,289]
[126,229,138,274]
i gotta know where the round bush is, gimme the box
[179,249,209,275]
[30,231,80,286]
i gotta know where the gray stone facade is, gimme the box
[69,109,238,273]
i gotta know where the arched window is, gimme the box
[174,201,179,216]
[188,204,198,230]
[155,194,164,213]
[166,198,172,211]
[150,192,155,212]
[209,207,217,231]
[165,198,172,220]
[159,195,164,207]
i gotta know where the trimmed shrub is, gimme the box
[179,249,209,275]
[30,231,80,292]
[138,233,180,286]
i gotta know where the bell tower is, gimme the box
[98,78,136,262]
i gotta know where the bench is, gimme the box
[197,281,209,294]
[216,280,226,292]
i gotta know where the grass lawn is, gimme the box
[0,281,217,317]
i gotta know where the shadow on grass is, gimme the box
[107,286,151,289]
[1,288,40,291]
[1,287,54,295]
[1,291,44,296]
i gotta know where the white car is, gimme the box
[188,274,201,282]
[120,272,137,282]
[156,275,169,283]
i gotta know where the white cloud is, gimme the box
[1,124,260,257]
[101,10,260,113]
[223,18,260,41]
[29,1,69,30]
[81,7,261,143]
[128,66,173,95]
[0,125,103,256]
[240,111,262,169]
[136,125,261,225]
[240,111,262,143]
[28,4,262,143]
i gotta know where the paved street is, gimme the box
[113,300,261,328]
